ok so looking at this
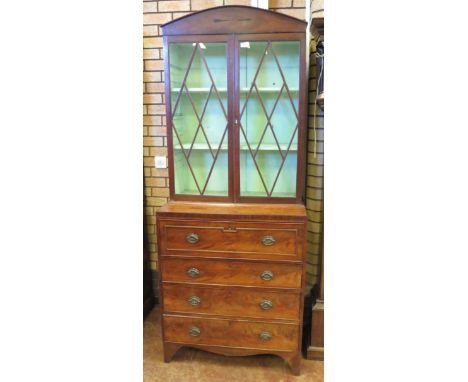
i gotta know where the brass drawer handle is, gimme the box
[259,331,272,341]
[260,270,274,281]
[187,296,201,306]
[186,233,199,244]
[259,300,273,310]
[262,235,276,246]
[189,326,201,337]
[186,267,200,278]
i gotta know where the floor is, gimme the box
[144,306,324,382]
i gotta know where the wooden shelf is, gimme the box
[240,191,296,198]
[177,190,227,197]
[172,87,299,93]
[174,143,298,151]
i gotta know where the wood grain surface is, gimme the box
[163,314,299,351]
[161,257,303,289]
[163,284,301,321]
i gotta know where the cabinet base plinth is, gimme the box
[163,341,301,375]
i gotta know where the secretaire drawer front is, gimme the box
[163,284,301,320]
[161,258,302,289]
[160,220,301,256]
[163,315,299,351]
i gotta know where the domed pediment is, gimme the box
[161,5,306,36]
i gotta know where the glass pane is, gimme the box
[169,42,228,196]
[239,40,300,197]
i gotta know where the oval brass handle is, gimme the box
[259,331,272,341]
[262,235,276,246]
[186,233,199,244]
[189,326,201,337]
[259,300,273,310]
[187,296,201,306]
[260,270,274,281]
[186,267,200,278]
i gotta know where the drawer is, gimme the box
[163,314,299,351]
[159,219,302,257]
[163,284,301,321]
[161,257,302,289]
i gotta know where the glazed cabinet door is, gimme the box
[165,33,305,202]
[166,35,233,200]
[236,35,304,202]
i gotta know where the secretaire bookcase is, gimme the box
[156,6,308,375]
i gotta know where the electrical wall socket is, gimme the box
[155,156,167,169]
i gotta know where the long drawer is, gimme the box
[163,284,301,321]
[159,219,302,258]
[163,314,299,351]
[161,257,302,289]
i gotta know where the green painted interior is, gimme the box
[170,42,228,196]
[169,40,300,198]
[240,41,299,197]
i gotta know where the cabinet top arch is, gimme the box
[161,5,307,36]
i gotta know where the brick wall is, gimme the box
[304,0,324,292]
[143,1,307,287]
[305,35,324,292]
